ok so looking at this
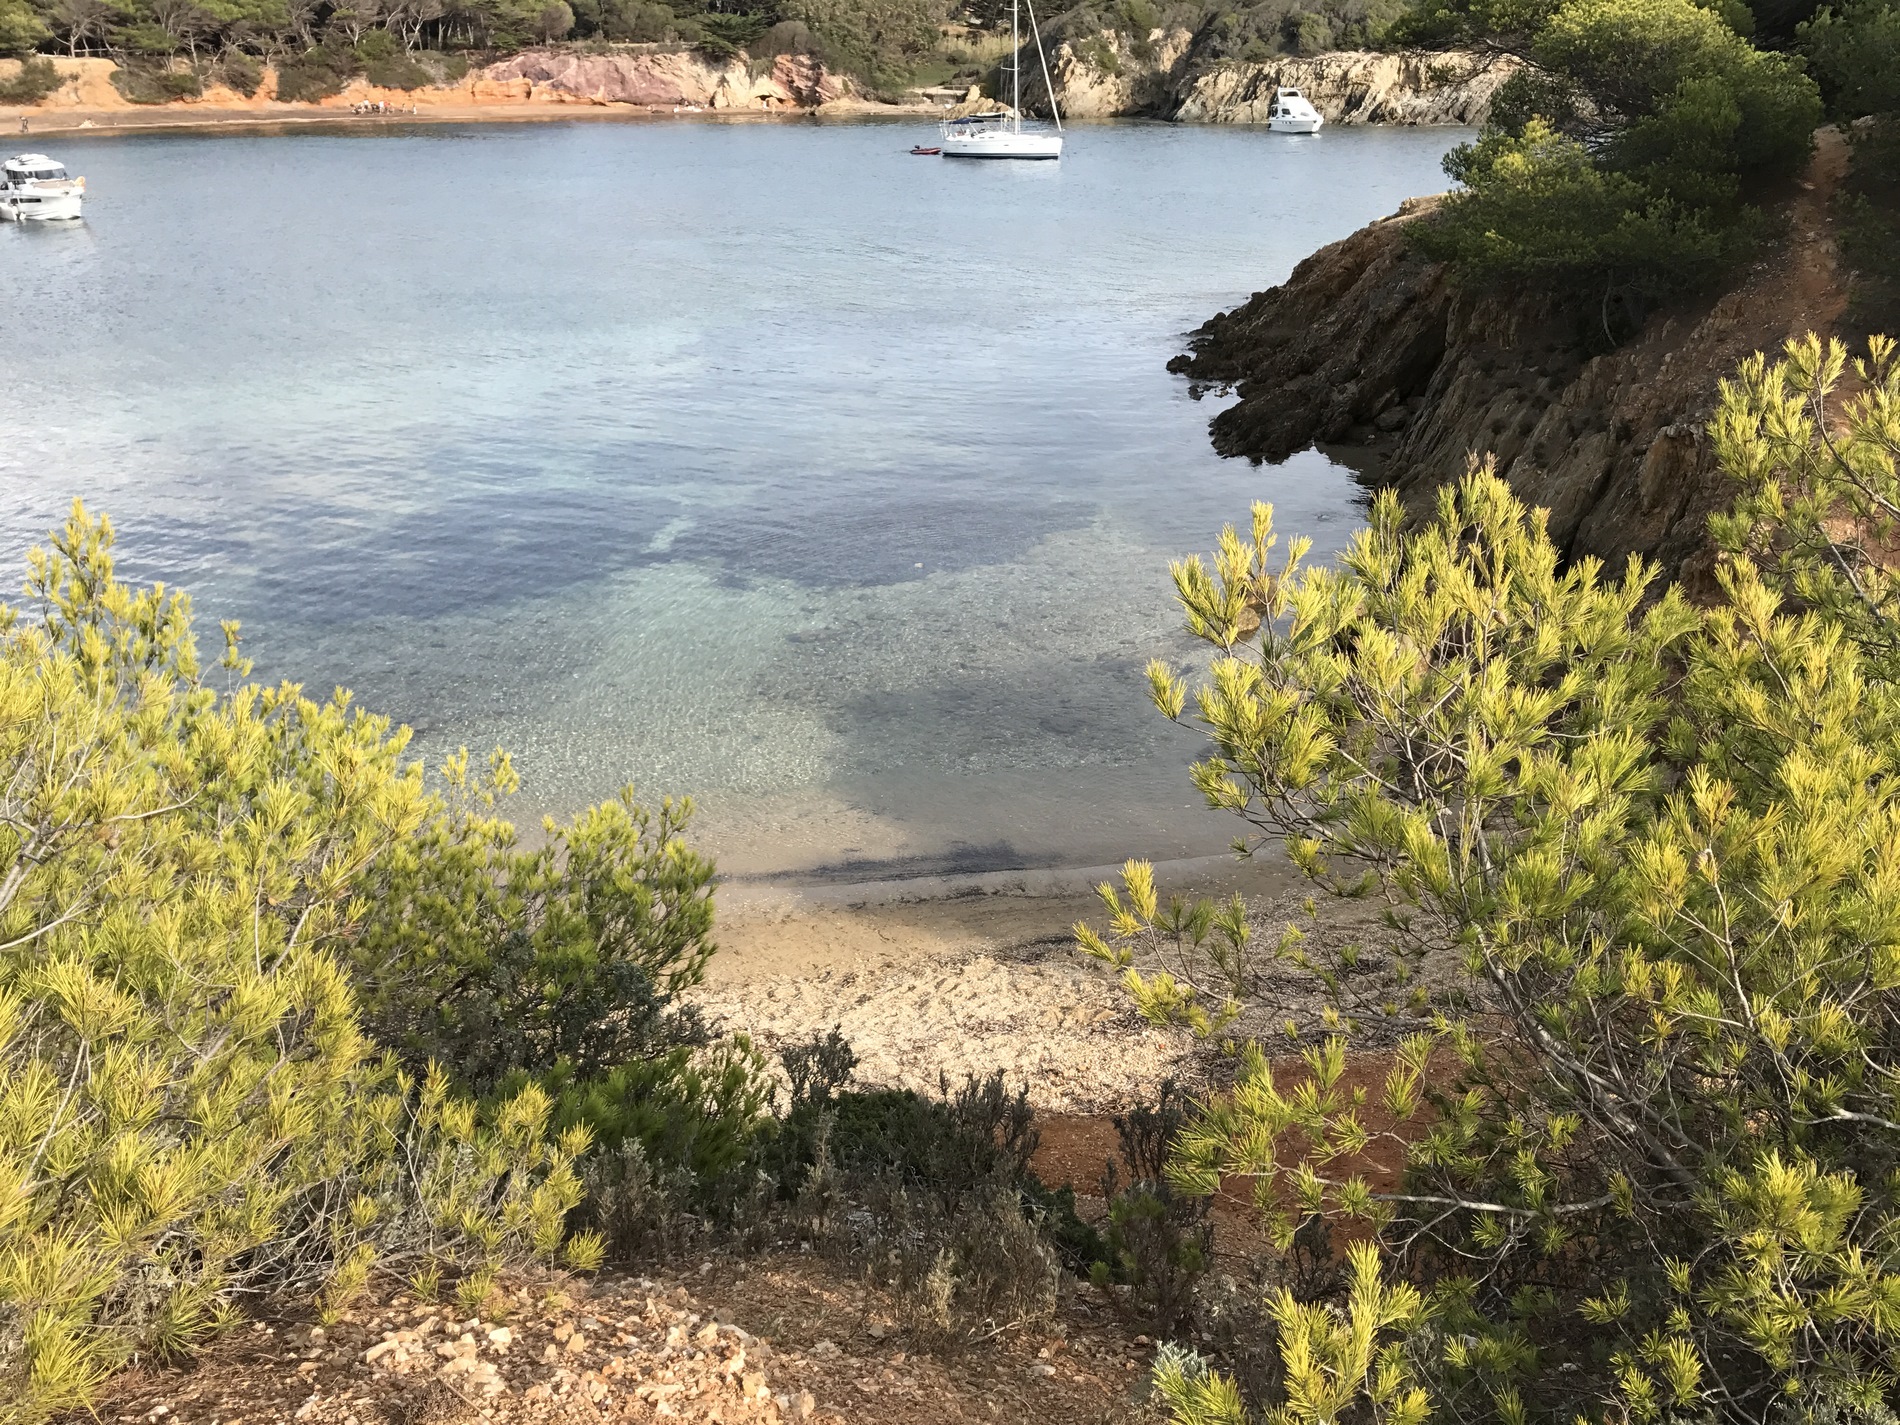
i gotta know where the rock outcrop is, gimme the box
[1173,50,1514,125]
[1023,40,1513,125]
[1168,131,1852,591]
[480,49,846,110]
[0,49,851,116]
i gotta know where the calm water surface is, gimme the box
[0,119,1461,878]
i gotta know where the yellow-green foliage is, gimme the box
[0,507,583,1424]
[1091,338,1900,1423]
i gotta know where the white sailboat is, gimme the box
[938,0,1063,160]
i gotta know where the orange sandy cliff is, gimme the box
[0,50,868,132]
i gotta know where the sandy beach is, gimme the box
[699,847,1404,1112]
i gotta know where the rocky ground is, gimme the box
[72,1254,1164,1425]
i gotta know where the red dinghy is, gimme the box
[910,146,941,155]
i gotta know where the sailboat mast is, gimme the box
[1011,0,1020,132]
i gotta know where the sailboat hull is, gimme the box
[940,131,1064,159]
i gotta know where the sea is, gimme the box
[0,117,1465,880]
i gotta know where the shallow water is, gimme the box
[0,117,1463,878]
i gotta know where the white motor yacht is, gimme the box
[1267,88,1323,134]
[938,0,1063,159]
[1,153,85,221]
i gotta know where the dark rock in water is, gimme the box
[1169,133,1854,596]
[1168,195,1454,466]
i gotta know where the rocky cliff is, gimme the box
[480,49,846,110]
[1167,132,1851,591]
[1024,41,1512,125]
[0,49,850,115]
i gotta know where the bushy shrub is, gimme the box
[1092,1081,1211,1336]
[1800,0,1900,118]
[0,0,47,56]
[1085,335,1900,1422]
[109,60,203,102]
[1834,118,1900,333]
[542,1038,777,1216]
[217,50,263,95]
[0,54,61,102]
[779,0,947,87]
[579,0,683,39]
[351,756,717,1097]
[1407,0,1820,323]
[0,508,589,1424]
[274,47,355,102]
[769,1031,1104,1326]
[1801,3,1900,330]
[355,31,435,88]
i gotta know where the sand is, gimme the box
[695,850,1411,1113]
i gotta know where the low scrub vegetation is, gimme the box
[0,51,59,99]
[1405,0,1820,334]
[1081,332,1900,1423]
[0,510,599,1421]
[0,506,1201,1422]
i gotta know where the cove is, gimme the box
[0,117,1465,880]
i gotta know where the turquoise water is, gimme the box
[0,118,1462,878]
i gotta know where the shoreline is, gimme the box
[1,98,937,139]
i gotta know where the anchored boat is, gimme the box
[938,0,1063,159]
[1,153,85,222]
[1267,88,1323,134]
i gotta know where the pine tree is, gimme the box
[1085,338,1900,1422]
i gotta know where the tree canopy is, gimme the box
[1407,0,1820,325]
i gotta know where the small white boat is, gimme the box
[1267,88,1323,134]
[1,153,85,221]
[938,0,1063,159]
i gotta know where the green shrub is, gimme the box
[0,55,61,102]
[363,52,435,88]
[779,0,948,87]
[1800,0,1900,118]
[1409,0,1820,320]
[1084,334,1900,1422]
[541,1038,776,1204]
[0,0,47,57]
[0,507,589,1424]
[1835,118,1900,333]
[351,758,717,1096]
[1091,1082,1211,1337]
[217,49,263,95]
[109,61,203,102]
[587,0,684,40]
[274,48,353,102]
[1413,118,1747,334]
[769,1030,1105,1273]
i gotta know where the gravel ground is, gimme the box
[73,1256,1161,1425]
